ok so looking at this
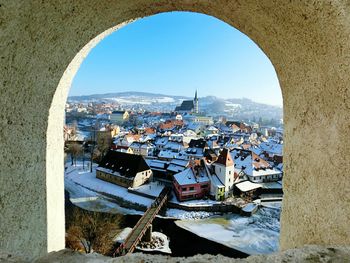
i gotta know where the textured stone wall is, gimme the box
[2,245,350,263]
[0,0,349,259]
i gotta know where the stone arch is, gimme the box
[1,1,349,260]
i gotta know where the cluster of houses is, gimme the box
[79,91,283,202]
[94,115,283,202]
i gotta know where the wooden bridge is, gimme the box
[113,187,170,257]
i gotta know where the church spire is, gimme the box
[194,89,199,114]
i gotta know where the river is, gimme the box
[65,176,280,258]
[122,214,248,258]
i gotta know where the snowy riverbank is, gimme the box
[65,163,218,219]
[114,228,171,254]
[175,205,281,255]
[65,162,281,255]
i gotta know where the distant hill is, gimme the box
[68,91,189,101]
[68,91,282,122]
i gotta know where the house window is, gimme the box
[200,184,208,189]
[182,187,187,191]
[189,186,194,191]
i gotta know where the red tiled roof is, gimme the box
[215,148,234,167]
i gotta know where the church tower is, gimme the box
[214,148,235,197]
[193,90,199,114]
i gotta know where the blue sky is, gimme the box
[70,12,282,106]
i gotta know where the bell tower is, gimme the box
[194,90,199,114]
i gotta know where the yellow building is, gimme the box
[96,150,152,188]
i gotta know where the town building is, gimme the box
[128,141,155,157]
[231,148,282,183]
[96,150,152,188]
[174,90,199,114]
[172,166,210,201]
[193,116,214,125]
[181,138,207,160]
[211,148,235,198]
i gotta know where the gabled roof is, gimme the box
[98,150,150,177]
[215,148,234,167]
[173,167,209,186]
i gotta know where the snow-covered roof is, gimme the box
[158,150,179,159]
[164,141,184,151]
[170,159,189,167]
[230,149,253,175]
[167,164,186,173]
[250,146,263,156]
[155,137,169,146]
[187,122,203,131]
[235,181,262,192]
[183,129,197,137]
[147,159,168,169]
[181,148,204,158]
[259,141,283,156]
[250,168,282,177]
[140,143,155,149]
[210,174,225,188]
[173,168,210,186]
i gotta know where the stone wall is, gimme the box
[0,0,349,259]
[2,246,350,263]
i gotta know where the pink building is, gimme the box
[173,166,210,201]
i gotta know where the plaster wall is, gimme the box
[0,0,349,259]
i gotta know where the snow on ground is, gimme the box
[155,97,175,103]
[65,162,228,218]
[65,163,148,214]
[130,181,164,197]
[114,228,171,254]
[65,162,282,255]
[175,206,280,255]
[65,163,153,207]
[66,162,219,213]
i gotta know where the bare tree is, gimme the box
[67,142,82,166]
[66,208,122,255]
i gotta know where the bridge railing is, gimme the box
[113,187,171,257]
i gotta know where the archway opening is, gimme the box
[60,11,283,257]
